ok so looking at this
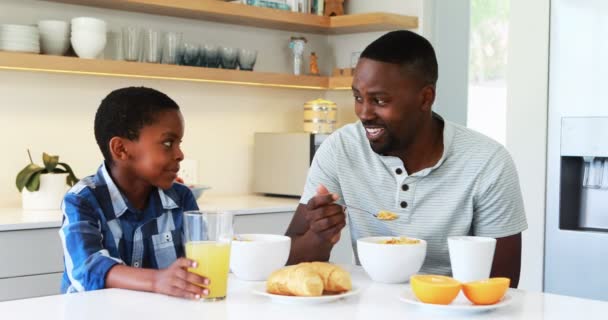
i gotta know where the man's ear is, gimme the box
[109,137,130,162]
[420,84,436,112]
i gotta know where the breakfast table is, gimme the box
[1,265,607,320]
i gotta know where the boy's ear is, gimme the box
[109,137,130,162]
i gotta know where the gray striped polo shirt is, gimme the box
[300,116,528,275]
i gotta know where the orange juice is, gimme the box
[185,241,232,300]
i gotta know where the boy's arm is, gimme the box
[105,258,209,299]
[59,192,124,292]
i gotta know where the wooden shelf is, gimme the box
[0,51,352,90]
[44,0,418,34]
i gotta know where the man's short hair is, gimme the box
[360,30,438,86]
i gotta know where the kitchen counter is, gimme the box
[2,266,607,319]
[0,194,299,232]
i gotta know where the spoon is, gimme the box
[336,201,399,220]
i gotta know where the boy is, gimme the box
[59,87,209,300]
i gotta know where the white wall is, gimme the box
[506,0,550,292]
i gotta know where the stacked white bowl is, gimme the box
[38,20,70,55]
[0,24,40,53]
[70,17,106,59]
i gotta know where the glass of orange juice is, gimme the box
[183,210,233,301]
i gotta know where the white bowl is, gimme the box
[357,236,427,284]
[71,17,106,29]
[230,234,291,281]
[38,20,69,36]
[71,34,106,59]
[188,184,211,201]
[40,36,70,55]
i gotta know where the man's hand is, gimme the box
[303,184,346,245]
[153,258,210,299]
[285,184,346,264]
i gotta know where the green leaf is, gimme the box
[25,171,42,192]
[57,162,79,187]
[42,152,59,172]
[15,164,45,192]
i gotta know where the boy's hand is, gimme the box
[153,257,210,299]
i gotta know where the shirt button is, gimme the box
[396,168,403,175]
[134,262,140,268]
[402,184,409,191]
[400,201,408,208]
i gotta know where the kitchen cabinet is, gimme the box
[0,228,64,302]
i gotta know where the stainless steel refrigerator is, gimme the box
[545,0,608,301]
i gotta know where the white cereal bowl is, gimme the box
[357,236,427,284]
[71,33,106,59]
[230,234,291,281]
[71,17,106,31]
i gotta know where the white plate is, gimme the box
[252,284,361,305]
[399,289,513,313]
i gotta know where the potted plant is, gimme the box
[16,150,78,210]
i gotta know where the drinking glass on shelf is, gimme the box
[122,26,141,62]
[203,44,220,68]
[180,42,199,66]
[142,29,161,63]
[161,31,182,65]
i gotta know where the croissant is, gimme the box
[307,262,352,293]
[266,262,352,297]
[266,264,324,296]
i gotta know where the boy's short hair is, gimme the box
[360,30,438,86]
[94,87,180,164]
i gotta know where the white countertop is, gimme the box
[0,194,299,232]
[2,266,607,319]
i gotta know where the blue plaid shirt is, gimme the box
[59,163,198,293]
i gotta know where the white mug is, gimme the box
[448,236,496,283]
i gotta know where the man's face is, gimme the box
[352,58,433,156]
[124,110,185,190]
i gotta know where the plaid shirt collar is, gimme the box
[97,163,179,219]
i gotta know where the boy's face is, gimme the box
[123,109,185,190]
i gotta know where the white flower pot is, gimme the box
[21,173,69,210]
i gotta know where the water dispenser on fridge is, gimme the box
[559,117,608,231]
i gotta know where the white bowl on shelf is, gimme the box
[71,33,106,58]
[71,17,106,33]
[40,36,70,55]
[38,20,70,38]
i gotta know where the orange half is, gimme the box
[410,275,462,305]
[462,277,510,305]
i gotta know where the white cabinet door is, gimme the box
[0,272,63,302]
[0,228,63,278]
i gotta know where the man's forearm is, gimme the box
[287,231,334,265]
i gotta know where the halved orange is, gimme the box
[462,277,510,305]
[410,275,461,305]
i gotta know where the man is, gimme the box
[285,30,527,287]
